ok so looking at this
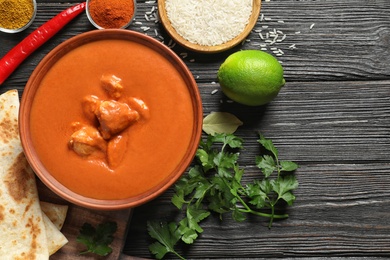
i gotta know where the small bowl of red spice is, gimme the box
[86,0,136,29]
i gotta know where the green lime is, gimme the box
[217,50,285,106]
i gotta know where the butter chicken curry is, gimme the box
[29,39,195,200]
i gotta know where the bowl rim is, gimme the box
[158,0,261,53]
[86,0,137,29]
[0,0,37,33]
[20,29,203,210]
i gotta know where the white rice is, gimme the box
[165,0,253,46]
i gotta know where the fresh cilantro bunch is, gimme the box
[77,221,117,256]
[148,133,298,259]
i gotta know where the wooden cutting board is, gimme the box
[36,179,133,259]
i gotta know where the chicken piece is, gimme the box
[69,125,107,157]
[100,74,124,99]
[107,135,128,169]
[95,100,140,139]
[82,95,101,122]
[125,97,150,120]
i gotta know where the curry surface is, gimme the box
[30,39,194,200]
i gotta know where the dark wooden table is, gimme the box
[1,0,390,259]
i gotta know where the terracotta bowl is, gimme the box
[20,30,203,210]
[158,0,261,53]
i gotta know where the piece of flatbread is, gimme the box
[40,202,69,255]
[0,90,68,258]
[40,201,68,230]
[0,89,49,259]
[42,212,68,255]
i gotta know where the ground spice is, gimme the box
[0,0,34,29]
[88,0,134,29]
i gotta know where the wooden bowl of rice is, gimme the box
[158,0,261,53]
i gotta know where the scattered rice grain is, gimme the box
[259,33,264,40]
[288,44,296,49]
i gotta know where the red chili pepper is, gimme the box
[0,2,86,85]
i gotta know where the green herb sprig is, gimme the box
[148,133,298,259]
[77,221,117,256]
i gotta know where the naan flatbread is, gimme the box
[0,90,49,259]
[42,212,68,255]
[40,202,69,255]
[40,201,68,230]
[0,90,68,259]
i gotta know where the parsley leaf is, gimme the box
[256,154,277,178]
[148,221,184,260]
[280,160,299,172]
[258,133,278,158]
[77,221,117,256]
[272,175,299,205]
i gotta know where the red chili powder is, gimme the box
[88,0,134,29]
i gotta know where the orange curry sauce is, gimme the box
[30,39,194,200]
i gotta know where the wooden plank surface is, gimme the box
[1,0,390,259]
